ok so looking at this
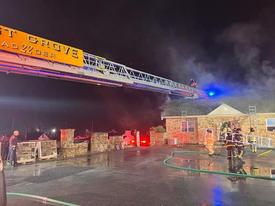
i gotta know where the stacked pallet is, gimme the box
[74,142,88,156]
[38,140,57,160]
[60,129,75,147]
[150,126,166,146]
[108,137,116,151]
[60,129,89,158]
[91,133,109,153]
[61,144,77,158]
[60,129,76,158]
[17,141,38,164]
[109,135,124,150]
[61,143,89,158]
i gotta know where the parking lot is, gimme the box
[4,146,275,206]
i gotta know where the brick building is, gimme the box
[163,104,275,145]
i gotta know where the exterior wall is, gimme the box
[255,113,275,139]
[165,113,275,144]
[197,115,249,144]
[165,117,198,144]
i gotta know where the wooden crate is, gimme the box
[91,143,108,153]
[60,129,75,146]
[91,133,109,144]
[61,146,76,158]
[38,140,57,160]
[61,142,88,158]
[91,133,109,153]
[109,136,125,150]
[74,142,88,156]
[17,141,38,164]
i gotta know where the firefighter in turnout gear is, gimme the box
[234,128,245,160]
[225,127,235,159]
[204,129,215,156]
[248,127,257,153]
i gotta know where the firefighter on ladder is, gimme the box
[204,129,215,156]
[248,127,257,153]
[189,79,198,88]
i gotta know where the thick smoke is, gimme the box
[162,5,275,116]
[220,22,275,93]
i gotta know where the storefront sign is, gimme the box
[0,25,83,67]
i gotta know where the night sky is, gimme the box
[0,0,275,133]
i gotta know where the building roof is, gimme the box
[207,104,244,116]
[161,98,275,118]
[161,103,246,119]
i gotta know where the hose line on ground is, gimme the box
[163,150,275,181]
[7,192,80,206]
[257,149,273,157]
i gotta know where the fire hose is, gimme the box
[163,150,275,181]
[7,192,80,206]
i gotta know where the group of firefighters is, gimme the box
[204,121,257,160]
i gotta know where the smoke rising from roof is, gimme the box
[161,3,275,116]
[1,0,275,131]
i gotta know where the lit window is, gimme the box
[182,120,195,133]
[266,118,275,132]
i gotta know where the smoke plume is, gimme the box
[161,4,275,116]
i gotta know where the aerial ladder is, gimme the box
[249,105,258,132]
[0,25,206,98]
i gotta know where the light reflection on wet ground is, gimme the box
[3,146,275,206]
[170,150,275,178]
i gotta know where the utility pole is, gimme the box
[91,120,94,133]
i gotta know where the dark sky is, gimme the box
[0,0,275,133]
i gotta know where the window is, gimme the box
[182,120,195,133]
[182,121,187,132]
[266,118,275,132]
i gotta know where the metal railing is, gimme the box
[83,52,205,98]
[218,134,273,148]
[0,49,206,98]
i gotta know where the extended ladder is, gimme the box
[249,105,258,132]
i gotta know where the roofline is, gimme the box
[207,103,244,116]
[162,112,275,119]
[162,114,247,119]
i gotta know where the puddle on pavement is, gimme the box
[170,151,275,180]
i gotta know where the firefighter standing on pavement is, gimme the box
[225,126,235,159]
[204,129,215,156]
[234,128,245,160]
[248,127,257,153]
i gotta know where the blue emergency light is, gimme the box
[208,91,216,97]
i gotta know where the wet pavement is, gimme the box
[2,146,275,206]
[169,149,275,179]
